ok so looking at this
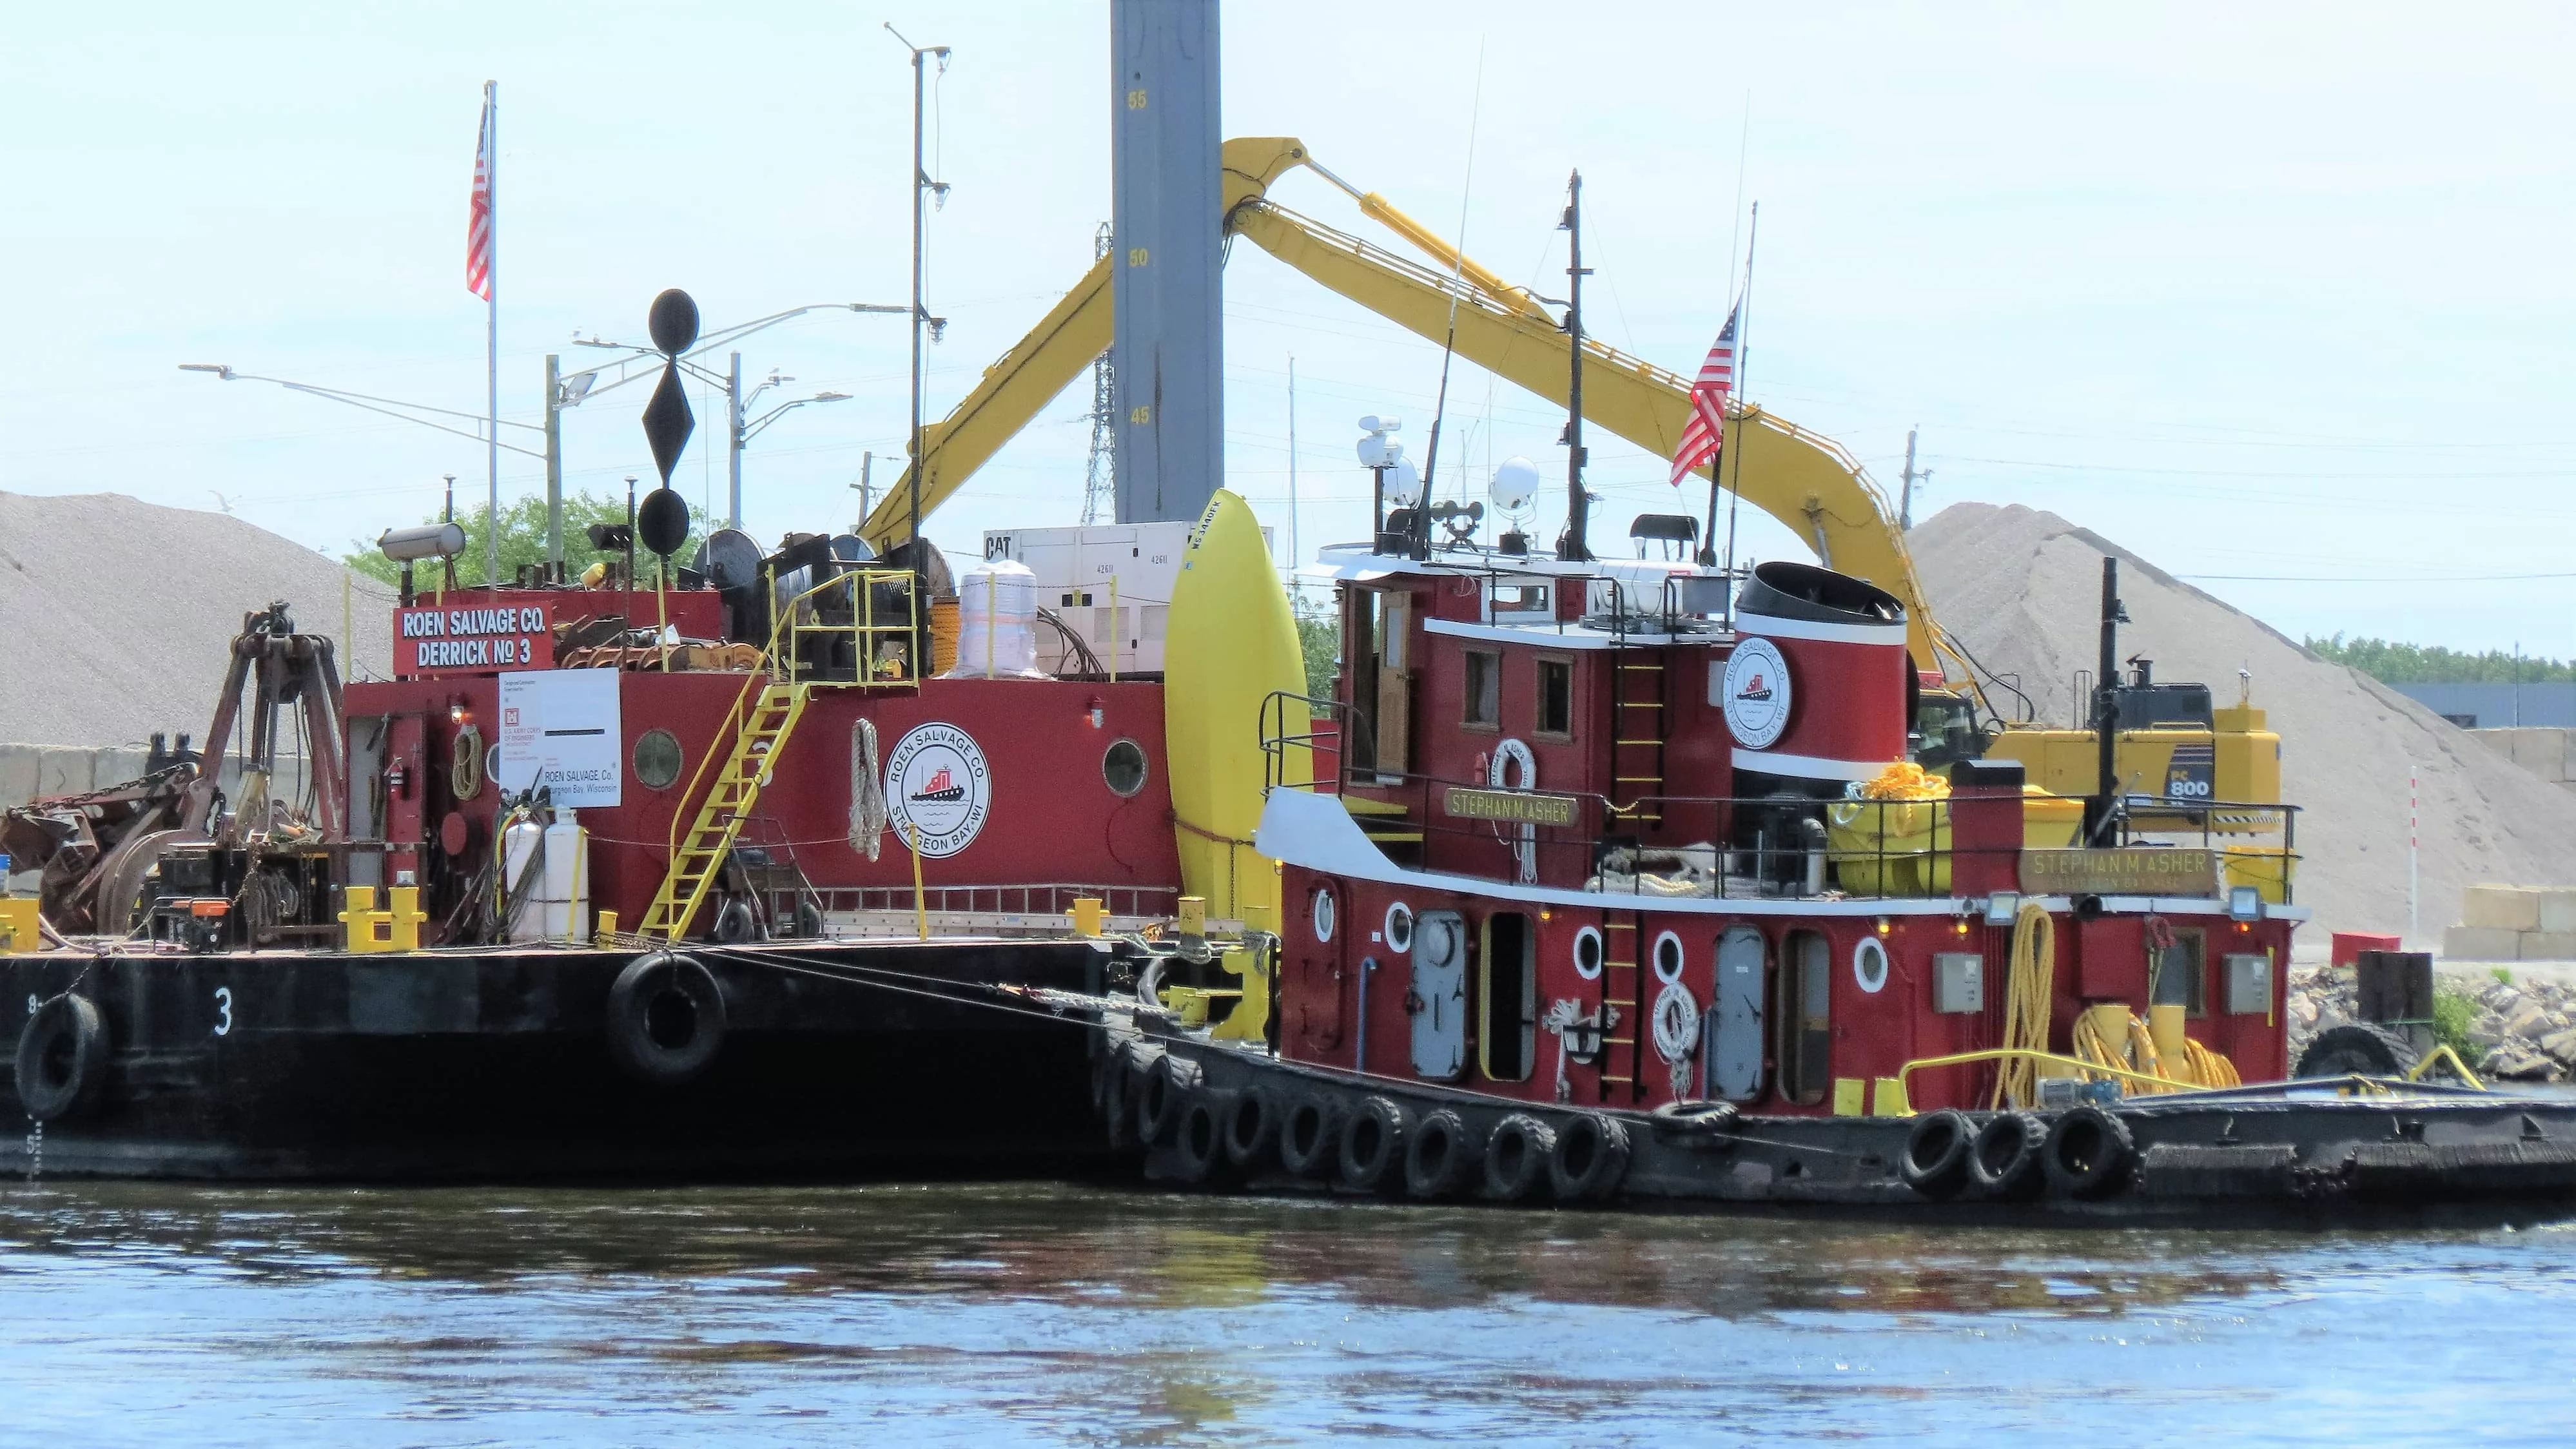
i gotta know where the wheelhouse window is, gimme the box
[1777,931,1831,1106]
[1462,649,1501,730]
[1536,657,1574,739]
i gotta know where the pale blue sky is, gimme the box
[5,2,2571,654]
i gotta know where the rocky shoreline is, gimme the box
[2287,964,2574,1083]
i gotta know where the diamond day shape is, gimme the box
[641,362,694,485]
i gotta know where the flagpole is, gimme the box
[1720,202,1758,605]
[483,80,500,590]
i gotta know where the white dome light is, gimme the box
[1385,457,1423,507]
[1489,455,1541,512]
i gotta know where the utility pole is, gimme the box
[543,354,564,568]
[1286,355,1299,569]
[889,25,951,550]
[852,451,874,534]
[1899,425,1931,532]
[1082,222,1117,526]
[727,351,745,530]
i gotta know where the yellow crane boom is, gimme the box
[859,135,1960,675]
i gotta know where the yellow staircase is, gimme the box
[640,680,813,940]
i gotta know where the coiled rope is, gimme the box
[1991,900,2055,1109]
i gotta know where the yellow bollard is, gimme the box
[2147,1002,2190,1076]
[1211,944,1273,1042]
[337,886,395,954]
[1070,896,1106,937]
[1871,1076,1913,1117]
[1831,1078,1868,1116]
[1176,895,1207,937]
[385,886,428,952]
[595,909,619,944]
[0,899,40,954]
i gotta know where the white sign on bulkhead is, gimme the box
[493,669,623,808]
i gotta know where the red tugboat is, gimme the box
[1086,275,2576,1218]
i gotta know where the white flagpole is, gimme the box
[483,79,500,588]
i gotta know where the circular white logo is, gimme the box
[1721,637,1793,749]
[883,723,991,858]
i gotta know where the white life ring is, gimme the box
[1651,982,1701,1063]
[1488,739,1539,884]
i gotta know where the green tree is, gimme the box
[2305,633,2574,685]
[1294,599,1340,698]
[346,491,706,588]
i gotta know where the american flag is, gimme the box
[1667,303,1737,485]
[465,95,494,301]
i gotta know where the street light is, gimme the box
[181,363,548,583]
[566,300,903,529]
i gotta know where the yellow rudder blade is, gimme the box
[1164,489,1307,935]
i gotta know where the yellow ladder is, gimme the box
[640,680,812,940]
[1611,652,1668,826]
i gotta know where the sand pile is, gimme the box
[0,492,395,747]
[1909,501,2576,948]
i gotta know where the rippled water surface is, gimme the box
[0,1180,2568,1446]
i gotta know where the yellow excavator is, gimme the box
[857,135,2278,828]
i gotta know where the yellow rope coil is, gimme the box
[1991,901,2056,1109]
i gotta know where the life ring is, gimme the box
[1650,983,1701,1064]
[1168,1094,1226,1185]
[1337,1094,1409,1192]
[2042,1104,2137,1200]
[1222,1085,1281,1169]
[1900,1109,1975,1200]
[1970,1111,2049,1200]
[14,995,107,1122]
[1546,1112,1632,1202]
[1278,1092,1343,1180]
[605,953,727,1085]
[1488,739,1539,884]
[1481,1113,1557,1201]
[1403,1107,1481,1200]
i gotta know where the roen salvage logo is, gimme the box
[1721,637,1792,750]
[884,723,991,858]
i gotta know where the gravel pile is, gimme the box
[1910,501,2576,947]
[0,491,395,747]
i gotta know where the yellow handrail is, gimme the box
[660,567,919,869]
[1900,1046,2204,1100]
[2405,1042,2487,1091]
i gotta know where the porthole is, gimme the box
[1101,737,1148,797]
[1572,924,1605,980]
[1854,937,1890,995]
[1312,888,1337,944]
[633,728,684,791]
[1383,901,1415,955]
[1652,930,1686,984]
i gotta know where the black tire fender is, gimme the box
[1403,1108,1481,1200]
[1278,1092,1343,1180]
[14,994,107,1123]
[1169,1093,1227,1186]
[1135,1053,1200,1146]
[1547,1112,1632,1202]
[1483,1113,1558,1201]
[2294,1022,2415,1079]
[606,953,728,1085]
[1222,1085,1281,1169]
[1901,1109,1976,1200]
[2042,1104,2138,1200]
[1968,1111,2049,1200]
[1338,1094,1408,1193]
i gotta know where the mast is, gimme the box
[1558,170,1592,563]
[483,81,499,589]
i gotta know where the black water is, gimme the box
[0,1182,2566,1445]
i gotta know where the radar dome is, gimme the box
[1489,456,1540,512]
